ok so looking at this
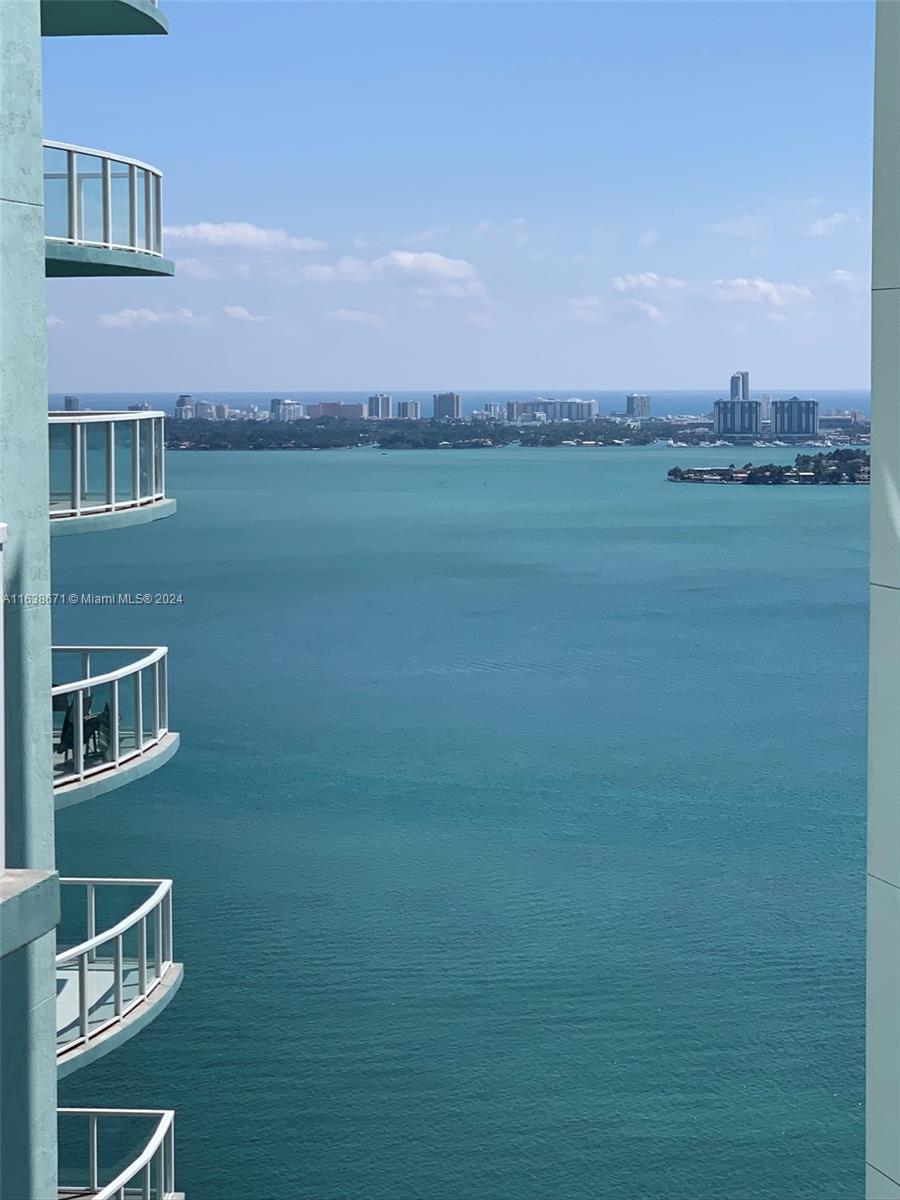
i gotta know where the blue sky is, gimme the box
[43,1,874,391]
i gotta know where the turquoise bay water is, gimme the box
[54,446,866,1199]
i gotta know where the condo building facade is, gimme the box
[367,393,392,419]
[433,392,462,420]
[729,370,750,403]
[770,398,820,441]
[625,393,651,420]
[869,4,900,1196]
[1,2,184,1197]
[396,400,421,420]
[713,399,761,440]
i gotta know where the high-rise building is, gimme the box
[63,394,79,411]
[730,371,750,402]
[770,397,819,440]
[1,3,184,1196]
[433,392,462,420]
[215,403,231,420]
[396,400,421,420]
[195,399,216,420]
[869,10,900,1195]
[713,399,761,440]
[308,401,365,420]
[174,393,195,419]
[626,393,651,420]
[367,393,392,419]
[758,394,773,422]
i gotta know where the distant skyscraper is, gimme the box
[194,399,216,421]
[714,399,761,440]
[174,394,195,420]
[506,398,596,422]
[215,403,230,420]
[626,393,651,420]
[433,392,461,420]
[396,400,421,420]
[730,371,751,403]
[770,397,819,440]
[367,393,392,419]
[63,394,79,411]
[758,394,773,422]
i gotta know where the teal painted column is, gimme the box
[0,2,59,1198]
[869,3,900,1197]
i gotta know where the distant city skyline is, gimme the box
[41,2,873,391]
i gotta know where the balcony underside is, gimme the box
[41,0,168,36]
[46,243,174,278]
[51,498,177,537]
[54,732,180,812]
[57,961,182,1079]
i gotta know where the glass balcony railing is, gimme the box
[58,1108,176,1200]
[49,411,170,526]
[57,878,177,1069]
[52,647,171,791]
[43,140,163,259]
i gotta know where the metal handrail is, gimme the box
[49,410,166,422]
[58,1109,176,1200]
[57,880,174,1060]
[43,140,162,184]
[51,647,171,789]
[57,878,172,963]
[43,140,164,257]
[48,411,168,520]
[52,646,167,696]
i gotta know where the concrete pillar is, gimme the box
[869,3,900,1195]
[0,2,58,1197]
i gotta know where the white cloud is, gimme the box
[638,229,659,248]
[612,271,686,293]
[176,257,218,280]
[296,256,372,283]
[806,210,862,237]
[710,276,811,307]
[324,308,386,328]
[710,215,764,239]
[827,268,863,290]
[45,315,65,329]
[99,307,209,330]
[623,299,665,323]
[164,221,325,252]
[372,250,486,298]
[224,305,267,323]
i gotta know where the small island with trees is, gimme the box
[667,448,870,485]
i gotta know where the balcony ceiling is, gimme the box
[41,0,168,36]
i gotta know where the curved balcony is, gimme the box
[57,878,182,1077]
[49,411,175,535]
[58,1108,178,1200]
[44,142,173,277]
[42,0,169,37]
[52,647,179,810]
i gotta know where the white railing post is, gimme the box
[73,688,84,779]
[101,156,111,247]
[154,903,163,980]
[78,954,88,1041]
[138,917,147,995]
[144,170,153,252]
[107,420,116,510]
[164,887,173,964]
[128,163,137,250]
[131,424,140,504]
[151,661,160,740]
[72,421,82,515]
[113,936,123,1017]
[89,1112,98,1192]
[159,417,166,498]
[87,881,96,963]
[165,1119,175,1197]
[66,148,77,242]
[111,677,120,766]
[134,672,143,754]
